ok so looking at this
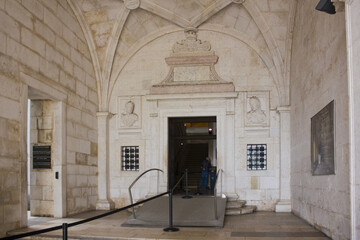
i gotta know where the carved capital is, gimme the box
[232,0,245,4]
[276,106,291,113]
[124,0,140,10]
[97,111,111,118]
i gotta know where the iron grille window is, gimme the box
[247,144,267,170]
[121,146,139,171]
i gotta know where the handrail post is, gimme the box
[129,188,136,219]
[164,172,186,232]
[221,170,223,196]
[182,169,192,199]
[62,223,68,240]
[163,191,179,232]
[214,187,218,220]
[213,169,224,220]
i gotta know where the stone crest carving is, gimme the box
[172,28,211,53]
[245,92,269,127]
[124,0,140,10]
[117,97,141,129]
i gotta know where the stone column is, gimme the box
[275,106,291,212]
[345,0,360,238]
[96,112,114,210]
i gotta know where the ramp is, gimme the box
[122,195,227,228]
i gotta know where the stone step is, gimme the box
[226,200,246,209]
[225,205,257,216]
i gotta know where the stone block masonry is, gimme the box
[0,0,98,237]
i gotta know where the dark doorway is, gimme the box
[168,117,217,194]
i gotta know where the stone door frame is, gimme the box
[147,92,238,199]
[20,73,67,224]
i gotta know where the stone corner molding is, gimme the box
[124,0,140,10]
[232,0,246,4]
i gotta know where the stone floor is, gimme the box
[9,211,331,240]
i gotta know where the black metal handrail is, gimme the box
[1,192,169,240]
[214,169,223,220]
[128,168,164,219]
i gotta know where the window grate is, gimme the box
[247,144,267,170]
[121,146,139,171]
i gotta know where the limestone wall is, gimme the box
[0,0,98,236]
[290,1,350,239]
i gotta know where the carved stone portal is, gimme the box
[150,28,234,94]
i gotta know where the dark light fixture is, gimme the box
[315,0,336,14]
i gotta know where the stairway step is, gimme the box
[225,206,257,216]
[226,200,246,209]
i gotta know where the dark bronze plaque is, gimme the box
[311,100,335,175]
[33,145,51,169]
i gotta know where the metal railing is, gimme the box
[0,192,169,240]
[213,169,224,220]
[128,168,164,219]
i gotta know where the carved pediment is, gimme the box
[150,28,234,94]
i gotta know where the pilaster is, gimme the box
[96,112,114,210]
[275,106,291,212]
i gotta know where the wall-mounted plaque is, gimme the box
[33,145,51,169]
[311,100,335,175]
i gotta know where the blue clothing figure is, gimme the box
[200,157,211,188]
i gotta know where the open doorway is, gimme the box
[25,85,66,222]
[27,98,55,218]
[168,117,216,195]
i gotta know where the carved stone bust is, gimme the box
[247,96,266,124]
[121,101,138,127]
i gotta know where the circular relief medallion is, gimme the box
[124,0,140,10]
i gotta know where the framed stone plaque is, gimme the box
[311,100,335,175]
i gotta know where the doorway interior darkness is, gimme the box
[168,117,217,194]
